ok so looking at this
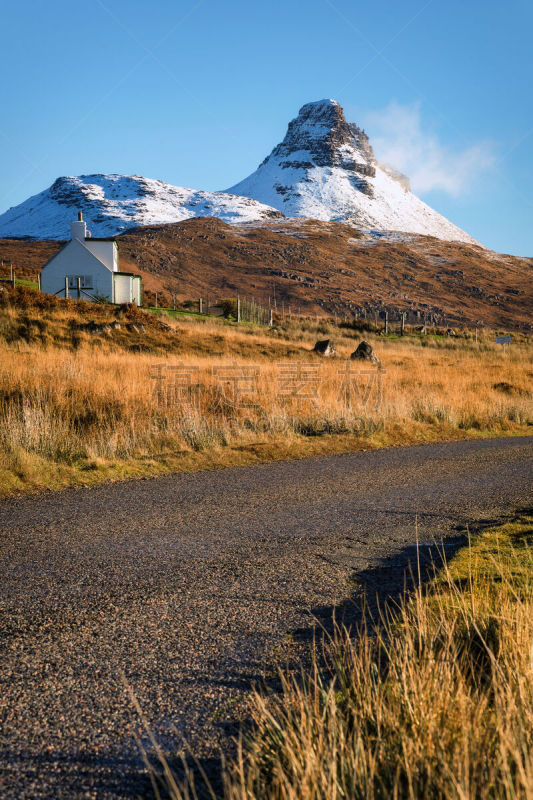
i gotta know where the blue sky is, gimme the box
[1,0,532,254]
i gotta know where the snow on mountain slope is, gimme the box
[0,174,282,240]
[227,99,480,245]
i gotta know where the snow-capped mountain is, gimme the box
[0,174,282,240]
[227,99,479,245]
[0,100,479,244]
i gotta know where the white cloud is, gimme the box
[363,102,495,196]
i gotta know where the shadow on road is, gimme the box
[159,531,471,799]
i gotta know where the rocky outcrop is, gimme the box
[264,100,376,196]
[350,340,379,364]
[313,339,336,356]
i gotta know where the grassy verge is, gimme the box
[1,425,527,498]
[143,306,213,320]
[155,513,533,799]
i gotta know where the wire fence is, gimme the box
[237,297,271,325]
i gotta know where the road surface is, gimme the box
[0,436,531,798]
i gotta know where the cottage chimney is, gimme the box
[70,211,87,241]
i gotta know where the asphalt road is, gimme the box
[0,436,532,799]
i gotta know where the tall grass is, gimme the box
[0,308,531,491]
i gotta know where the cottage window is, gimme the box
[67,275,93,289]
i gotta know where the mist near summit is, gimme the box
[363,101,495,197]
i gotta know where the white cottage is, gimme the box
[40,213,141,304]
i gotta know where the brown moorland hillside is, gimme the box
[1,217,531,329]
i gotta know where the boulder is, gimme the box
[126,322,147,334]
[85,320,112,335]
[129,343,153,353]
[158,320,174,332]
[350,340,379,364]
[313,339,336,356]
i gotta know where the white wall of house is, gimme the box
[41,239,113,299]
[132,275,141,305]
[112,275,141,304]
[113,274,133,304]
[84,240,117,271]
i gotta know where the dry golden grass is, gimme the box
[147,513,533,800]
[0,294,532,495]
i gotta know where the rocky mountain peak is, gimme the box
[261,99,375,181]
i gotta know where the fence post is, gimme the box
[385,311,389,335]
[237,296,241,323]
[199,298,202,314]
[206,294,209,315]
[76,276,81,300]
[401,312,405,336]
[269,308,273,327]
[64,277,69,299]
